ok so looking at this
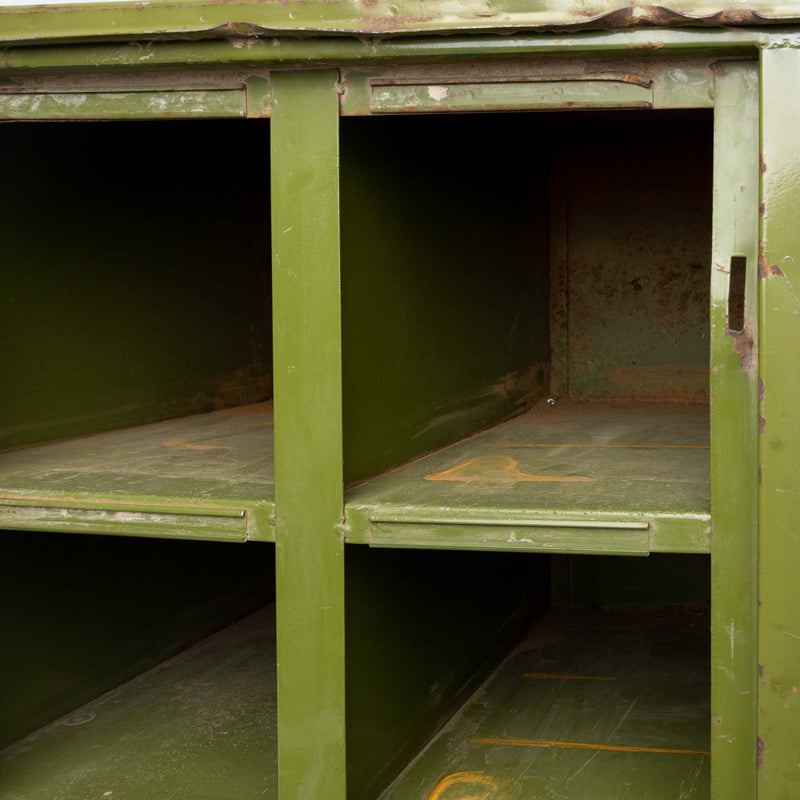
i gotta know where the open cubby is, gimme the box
[0,529,276,799]
[0,119,274,540]
[341,109,712,553]
[345,547,710,800]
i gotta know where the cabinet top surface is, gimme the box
[0,0,796,50]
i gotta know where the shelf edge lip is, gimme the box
[0,495,255,517]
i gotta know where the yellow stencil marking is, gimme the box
[428,455,590,483]
[489,442,708,450]
[428,771,499,800]
[163,443,232,450]
[523,672,616,681]
[471,737,710,756]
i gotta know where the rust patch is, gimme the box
[760,416,766,435]
[759,664,765,677]
[759,379,765,402]
[727,317,756,374]
[629,41,664,50]
[759,202,766,217]
[760,156,768,175]
[757,737,765,769]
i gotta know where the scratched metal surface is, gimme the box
[0,605,278,800]
[346,400,710,515]
[380,607,710,800]
[0,402,274,502]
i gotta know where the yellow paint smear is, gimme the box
[523,672,616,681]
[428,455,590,483]
[428,771,499,800]
[471,737,710,756]
[163,443,232,450]
[489,442,709,450]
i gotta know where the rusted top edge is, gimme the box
[0,3,796,43]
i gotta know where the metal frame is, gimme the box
[0,21,788,799]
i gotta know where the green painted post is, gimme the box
[709,61,759,800]
[271,70,346,800]
[758,47,800,800]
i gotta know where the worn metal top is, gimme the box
[0,0,797,45]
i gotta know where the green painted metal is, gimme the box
[345,402,711,552]
[342,63,715,115]
[270,70,347,800]
[0,604,278,799]
[0,403,275,541]
[379,608,710,800]
[758,46,800,800]
[0,530,273,751]
[345,546,547,800]
[0,89,246,119]
[0,0,793,46]
[0,118,272,451]
[708,60,760,800]
[0,30,763,75]
[341,111,550,485]
[368,77,653,114]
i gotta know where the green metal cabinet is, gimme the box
[0,4,796,800]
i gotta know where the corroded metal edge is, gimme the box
[0,3,797,48]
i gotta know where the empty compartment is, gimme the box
[341,110,712,553]
[0,529,276,799]
[0,119,274,540]
[345,547,710,800]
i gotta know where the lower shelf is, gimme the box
[380,607,710,800]
[0,605,278,800]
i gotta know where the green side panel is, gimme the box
[758,47,800,800]
[271,70,347,800]
[0,119,272,450]
[563,111,712,402]
[341,113,550,485]
[0,605,277,800]
[708,61,760,800]
[0,530,274,751]
[378,608,710,800]
[565,553,711,608]
[345,546,548,800]
[0,90,246,120]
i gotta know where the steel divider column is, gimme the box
[271,70,346,800]
[758,47,800,800]
[710,61,760,800]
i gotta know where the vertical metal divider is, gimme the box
[709,60,760,800]
[271,70,347,800]
[758,47,800,799]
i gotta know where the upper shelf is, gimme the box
[0,403,275,542]
[345,401,710,555]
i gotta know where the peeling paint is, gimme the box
[757,737,765,769]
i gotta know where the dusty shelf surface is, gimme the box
[346,402,710,553]
[0,604,278,800]
[380,607,710,800]
[0,402,275,540]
